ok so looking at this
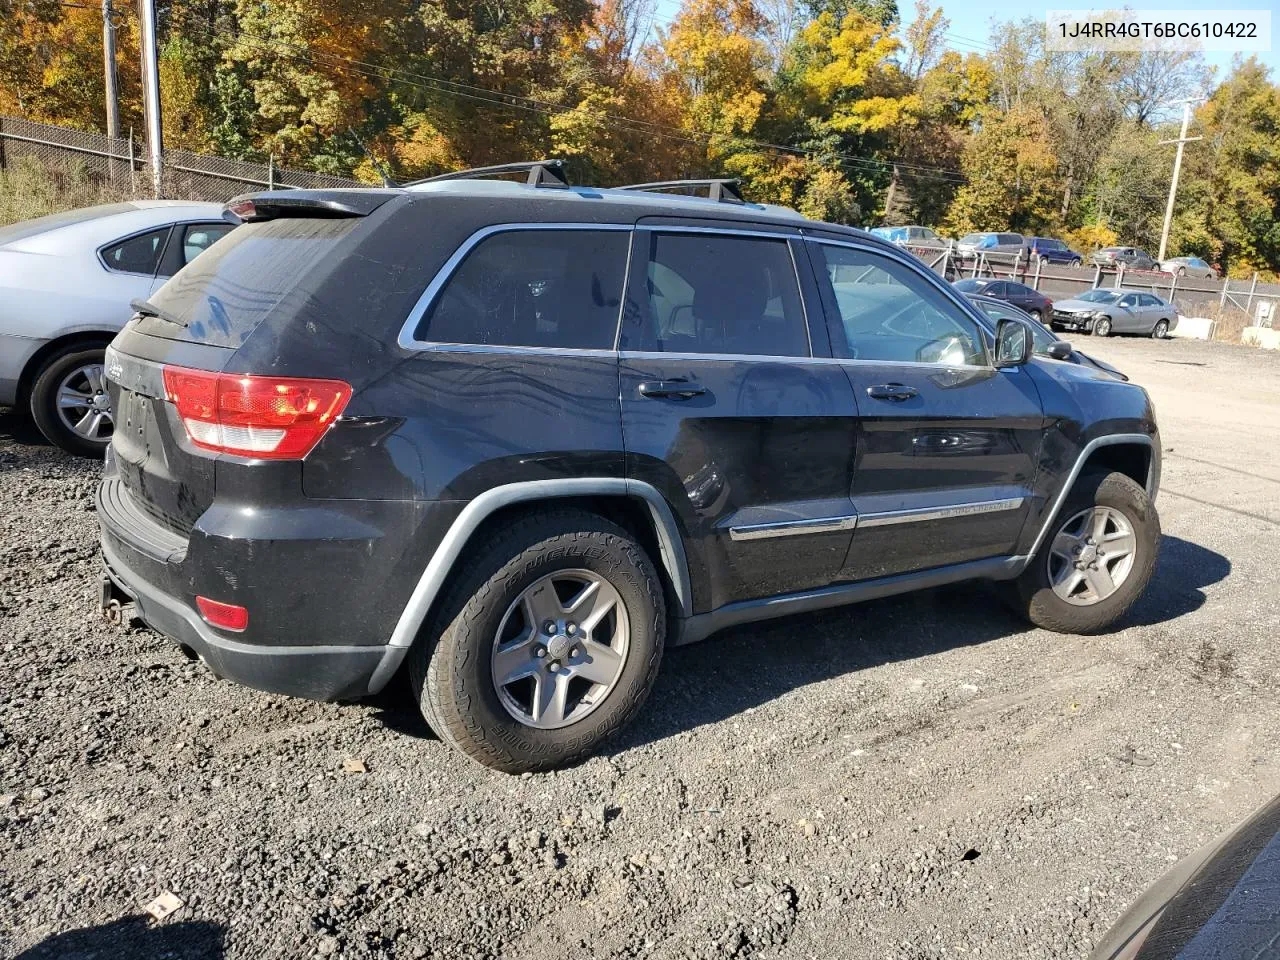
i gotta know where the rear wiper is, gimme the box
[131,298,187,328]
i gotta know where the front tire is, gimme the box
[410,509,665,773]
[1028,309,1043,323]
[28,343,114,458]
[1093,317,1112,337]
[1014,471,1159,634]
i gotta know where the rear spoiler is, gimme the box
[223,190,397,224]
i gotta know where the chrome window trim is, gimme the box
[630,224,815,359]
[396,222,634,352]
[728,515,858,541]
[858,497,1025,528]
[805,236,998,370]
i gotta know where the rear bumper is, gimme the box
[102,535,401,700]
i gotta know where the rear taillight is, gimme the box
[162,365,351,459]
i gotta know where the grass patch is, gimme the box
[0,157,138,227]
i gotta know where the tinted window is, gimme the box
[182,223,234,265]
[815,244,987,367]
[418,229,627,349]
[986,281,1008,296]
[999,234,1022,245]
[101,227,170,275]
[624,232,808,357]
[1139,294,1162,306]
[141,217,359,347]
[1118,294,1138,306]
[1007,282,1034,296]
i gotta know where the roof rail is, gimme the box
[615,178,745,204]
[404,160,569,189]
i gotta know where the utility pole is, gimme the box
[138,0,164,197]
[1157,99,1203,263]
[102,0,120,139]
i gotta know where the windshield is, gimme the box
[1076,289,1119,303]
[959,233,988,245]
[952,278,985,292]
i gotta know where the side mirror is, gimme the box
[995,318,1032,367]
[1046,341,1072,361]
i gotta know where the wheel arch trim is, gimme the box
[1015,433,1158,567]
[388,479,691,650]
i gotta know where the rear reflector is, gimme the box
[162,365,351,459]
[196,596,249,632]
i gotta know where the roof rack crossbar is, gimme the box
[405,160,569,189]
[615,178,745,203]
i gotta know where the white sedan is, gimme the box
[0,200,232,456]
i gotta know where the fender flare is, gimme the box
[367,478,692,693]
[1014,433,1158,568]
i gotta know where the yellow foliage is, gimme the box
[1063,223,1118,255]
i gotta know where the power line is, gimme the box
[174,18,970,185]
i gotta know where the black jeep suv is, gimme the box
[97,165,1161,773]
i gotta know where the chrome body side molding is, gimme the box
[728,514,858,541]
[858,497,1024,528]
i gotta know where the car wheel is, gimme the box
[410,509,665,773]
[1071,258,1082,267]
[1152,319,1169,339]
[28,343,114,458]
[1014,470,1159,634]
[1176,267,1186,277]
[1093,317,1112,337]
[1028,309,1043,322]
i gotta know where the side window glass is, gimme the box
[101,227,170,275]
[183,224,234,265]
[1140,294,1160,307]
[416,229,628,349]
[1119,295,1137,307]
[986,281,1007,296]
[622,232,809,357]
[814,243,988,367]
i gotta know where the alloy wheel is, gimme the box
[54,362,113,443]
[1047,506,1137,606]
[491,569,630,729]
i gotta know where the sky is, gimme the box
[647,0,1278,80]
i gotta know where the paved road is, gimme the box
[1,335,1278,960]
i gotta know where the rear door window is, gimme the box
[414,229,629,349]
[100,227,171,276]
[182,223,234,265]
[139,217,359,347]
[621,232,809,357]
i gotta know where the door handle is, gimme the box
[866,383,918,402]
[638,380,707,400]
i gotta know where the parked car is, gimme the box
[1050,288,1176,338]
[952,277,1054,322]
[0,201,233,456]
[957,231,1024,260]
[963,294,1128,380]
[1092,794,1280,960]
[869,225,945,246]
[1026,237,1083,266]
[96,169,1161,773]
[1090,246,1158,272]
[1158,255,1217,279]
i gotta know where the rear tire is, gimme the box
[1013,471,1159,634]
[1152,319,1169,339]
[410,509,665,773]
[28,343,113,458]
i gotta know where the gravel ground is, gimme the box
[2,335,1279,960]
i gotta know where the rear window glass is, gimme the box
[0,203,138,248]
[138,217,359,347]
[414,229,628,349]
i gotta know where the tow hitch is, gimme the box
[99,569,140,627]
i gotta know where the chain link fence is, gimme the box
[0,115,363,204]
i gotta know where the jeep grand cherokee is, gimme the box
[97,164,1161,773]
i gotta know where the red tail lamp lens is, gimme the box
[162,366,351,459]
[196,596,249,632]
